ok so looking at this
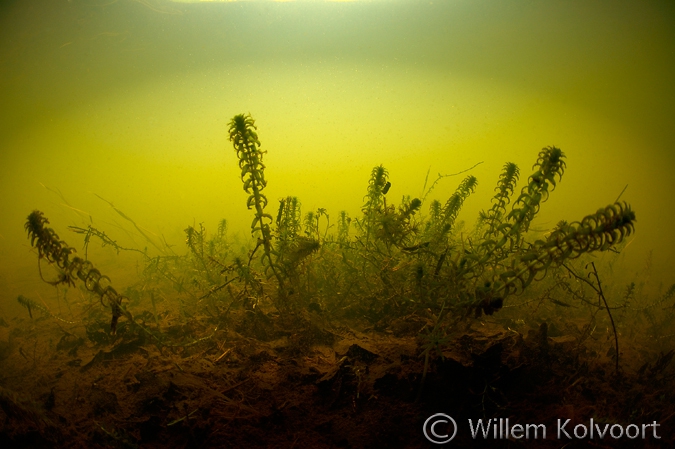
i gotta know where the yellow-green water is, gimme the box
[1,0,674,311]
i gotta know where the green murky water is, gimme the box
[1,2,675,447]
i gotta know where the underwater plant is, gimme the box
[185,222,215,283]
[331,146,635,323]
[24,210,132,334]
[228,113,284,291]
[273,196,321,284]
[477,162,520,243]
[21,110,637,359]
[336,211,351,247]
[472,147,565,268]
[425,174,477,245]
[275,196,302,256]
[496,202,636,296]
[17,295,76,324]
[357,164,390,243]
[303,211,319,240]
[436,148,634,316]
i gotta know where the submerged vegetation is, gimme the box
[21,114,637,345]
[8,113,675,448]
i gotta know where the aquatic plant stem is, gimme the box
[563,262,620,376]
[228,113,285,293]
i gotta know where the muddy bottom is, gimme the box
[0,306,673,449]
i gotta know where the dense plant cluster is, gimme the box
[24,114,637,342]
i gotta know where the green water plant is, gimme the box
[17,295,77,324]
[337,211,351,247]
[448,148,635,317]
[357,164,390,243]
[24,210,133,334]
[228,113,284,290]
[25,211,222,347]
[472,147,565,269]
[336,146,636,323]
[275,196,302,256]
[425,175,477,245]
[477,162,520,243]
[497,202,635,295]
